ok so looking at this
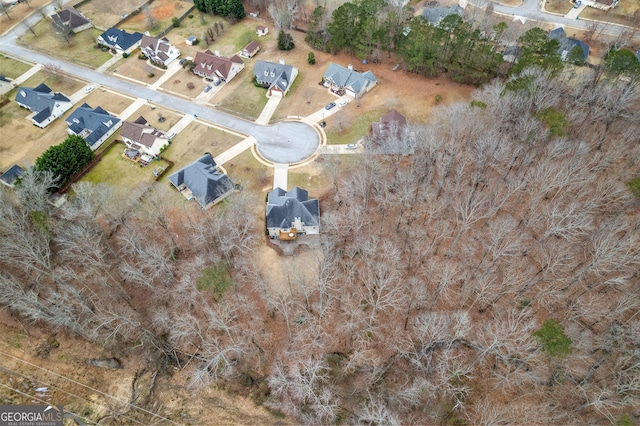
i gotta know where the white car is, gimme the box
[346,143,358,150]
[338,99,347,108]
[84,86,95,94]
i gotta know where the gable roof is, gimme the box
[98,28,143,51]
[422,5,463,25]
[243,40,259,53]
[549,27,590,60]
[121,116,166,148]
[323,63,377,94]
[168,153,234,208]
[51,7,90,31]
[15,83,71,125]
[193,50,243,80]
[65,103,121,148]
[254,60,297,93]
[0,164,25,188]
[266,186,320,229]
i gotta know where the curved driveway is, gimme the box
[0,23,318,163]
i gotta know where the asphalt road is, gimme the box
[466,0,639,39]
[0,7,319,164]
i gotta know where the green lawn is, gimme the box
[324,108,383,145]
[216,72,268,120]
[0,55,33,80]
[82,142,169,191]
[19,22,112,69]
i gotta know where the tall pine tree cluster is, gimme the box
[194,0,245,19]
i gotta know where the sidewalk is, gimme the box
[12,63,42,85]
[214,136,256,165]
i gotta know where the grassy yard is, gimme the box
[109,56,165,86]
[82,89,136,115]
[543,0,573,14]
[77,0,147,29]
[17,71,85,96]
[215,71,268,120]
[0,55,32,80]
[271,70,337,122]
[19,23,112,69]
[82,141,169,191]
[159,120,245,172]
[580,4,640,26]
[223,149,272,196]
[120,0,193,36]
[159,67,206,98]
[125,104,182,132]
[288,160,334,195]
[323,106,385,145]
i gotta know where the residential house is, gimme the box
[266,187,320,240]
[254,60,298,97]
[192,50,245,83]
[65,103,122,151]
[140,35,181,66]
[240,40,260,58]
[422,5,463,26]
[168,153,235,209]
[367,109,413,155]
[549,27,590,63]
[50,7,92,33]
[186,35,197,45]
[591,0,618,9]
[120,116,169,157]
[97,28,143,55]
[323,63,377,97]
[256,26,268,36]
[0,164,25,188]
[15,83,72,128]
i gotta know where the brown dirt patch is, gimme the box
[78,0,147,29]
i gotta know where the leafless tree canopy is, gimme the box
[1,68,639,423]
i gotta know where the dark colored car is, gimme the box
[325,102,336,110]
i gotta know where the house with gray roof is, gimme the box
[323,63,377,98]
[421,4,463,26]
[266,187,320,240]
[15,83,72,128]
[0,164,25,188]
[65,103,121,150]
[254,60,298,97]
[97,28,143,55]
[50,7,92,33]
[140,35,180,66]
[168,153,235,209]
[120,116,168,157]
[549,27,590,63]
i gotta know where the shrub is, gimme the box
[535,107,569,137]
[533,319,572,358]
[308,52,316,65]
[626,178,640,198]
[435,94,443,104]
[148,72,155,78]
[196,264,233,301]
[187,82,195,89]
[188,14,194,18]
[122,52,129,58]
[172,17,180,27]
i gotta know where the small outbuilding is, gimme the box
[256,26,269,37]
[0,164,25,188]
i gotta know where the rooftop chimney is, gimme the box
[279,58,285,65]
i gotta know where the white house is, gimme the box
[120,116,169,157]
[15,83,72,128]
[140,35,181,66]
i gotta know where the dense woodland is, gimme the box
[1,63,639,423]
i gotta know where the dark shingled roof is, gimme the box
[168,153,234,208]
[254,60,297,93]
[98,28,143,51]
[15,83,71,125]
[549,27,590,61]
[65,103,120,148]
[0,164,25,188]
[266,187,320,229]
[51,7,91,31]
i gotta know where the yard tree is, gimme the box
[277,30,295,50]
[604,48,640,80]
[511,27,563,76]
[35,134,93,190]
[305,6,329,50]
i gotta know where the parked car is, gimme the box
[212,79,221,86]
[325,102,336,110]
[203,85,212,93]
[84,86,94,94]
[573,0,581,7]
[338,99,347,108]
[179,58,186,65]
[346,143,358,150]
[166,132,176,140]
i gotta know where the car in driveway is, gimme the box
[325,102,336,110]
[203,85,212,93]
[338,99,347,108]
[573,0,581,7]
[346,143,358,150]
[179,58,186,65]
[84,86,94,94]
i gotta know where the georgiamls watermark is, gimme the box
[0,405,63,426]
